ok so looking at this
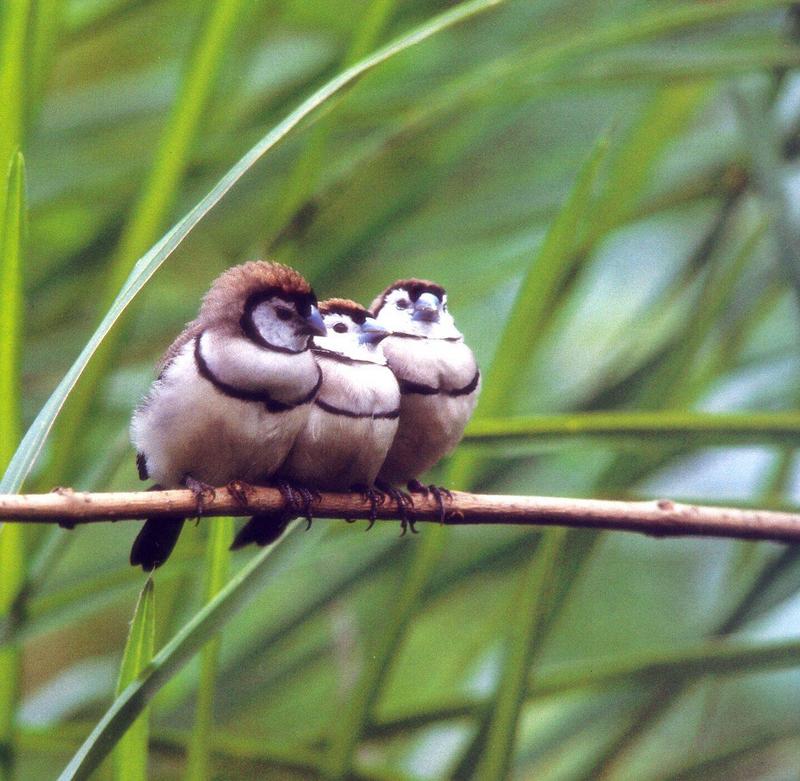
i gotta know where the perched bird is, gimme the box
[232,298,400,547]
[129,261,326,570]
[370,279,480,525]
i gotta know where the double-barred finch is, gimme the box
[232,298,400,547]
[370,279,480,519]
[129,261,326,571]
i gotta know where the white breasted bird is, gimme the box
[232,298,400,546]
[130,260,326,570]
[370,279,480,525]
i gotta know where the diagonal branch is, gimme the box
[0,488,799,543]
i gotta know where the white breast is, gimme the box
[131,333,319,487]
[378,336,480,484]
[280,357,400,489]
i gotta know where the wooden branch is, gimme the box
[0,487,799,543]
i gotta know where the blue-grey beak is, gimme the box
[359,318,389,345]
[412,292,440,322]
[302,305,327,337]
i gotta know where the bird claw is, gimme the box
[407,480,453,525]
[271,478,318,528]
[226,479,254,506]
[351,484,385,530]
[294,485,320,530]
[183,475,216,515]
[376,480,416,535]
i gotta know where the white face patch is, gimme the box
[374,288,461,339]
[313,313,386,363]
[250,296,310,352]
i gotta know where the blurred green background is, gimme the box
[3,0,800,778]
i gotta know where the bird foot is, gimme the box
[229,478,315,550]
[226,479,255,506]
[271,478,320,527]
[294,484,321,530]
[351,484,386,530]
[183,475,216,515]
[407,480,453,525]
[376,480,417,535]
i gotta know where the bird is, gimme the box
[369,278,480,528]
[129,260,327,570]
[231,298,400,547]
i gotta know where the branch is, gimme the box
[0,487,799,543]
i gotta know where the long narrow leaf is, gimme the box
[0,151,26,780]
[463,410,800,445]
[475,529,567,781]
[113,578,155,781]
[0,1,29,219]
[185,518,233,781]
[322,529,446,778]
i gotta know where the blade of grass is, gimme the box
[0,152,25,479]
[46,0,246,485]
[266,0,396,252]
[474,529,567,781]
[113,578,155,781]
[0,151,26,781]
[0,1,29,223]
[463,410,800,445]
[447,132,610,778]
[57,520,302,781]
[369,635,800,737]
[29,0,63,116]
[734,78,800,304]
[449,133,608,493]
[0,0,506,496]
[185,518,233,781]
[321,532,445,779]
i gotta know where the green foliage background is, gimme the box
[2,0,800,778]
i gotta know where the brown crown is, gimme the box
[319,297,368,324]
[199,261,316,324]
[369,278,446,315]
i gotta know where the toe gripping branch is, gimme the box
[350,484,387,531]
[375,480,416,535]
[230,478,319,550]
[407,479,453,527]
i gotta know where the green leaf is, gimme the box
[265,0,397,251]
[57,521,301,781]
[0,151,25,472]
[185,518,233,781]
[0,150,25,780]
[0,2,29,215]
[113,578,155,781]
[0,0,505,496]
[322,528,447,779]
[449,134,608,490]
[475,529,567,781]
[463,411,800,446]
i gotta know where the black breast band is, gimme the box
[397,368,480,397]
[194,334,322,412]
[314,398,400,419]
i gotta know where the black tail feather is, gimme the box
[231,512,289,550]
[130,516,185,571]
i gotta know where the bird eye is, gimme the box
[396,299,409,310]
[275,307,293,321]
[333,322,348,333]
